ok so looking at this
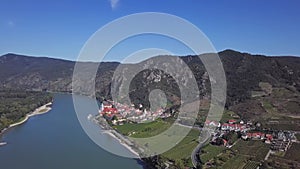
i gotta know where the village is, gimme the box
[99,100,297,153]
[98,100,299,168]
[205,118,297,152]
[99,100,171,125]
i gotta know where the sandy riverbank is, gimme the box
[8,102,53,128]
[102,130,140,158]
[95,115,141,158]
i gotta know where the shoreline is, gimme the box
[1,102,53,136]
[102,130,140,158]
[94,116,142,159]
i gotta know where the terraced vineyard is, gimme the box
[242,161,259,169]
[202,139,270,169]
[232,140,270,161]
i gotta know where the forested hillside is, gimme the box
[0,50,299,126]
[0,90,52,131]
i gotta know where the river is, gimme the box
[0,93,143,169]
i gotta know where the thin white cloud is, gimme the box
[5,20,16,28]
[109,0,119,10]
[8,21,15,27]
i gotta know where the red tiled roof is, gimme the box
[266,134,273,140]
[228,119,236,123]
[103,107,118,113]
[247,132,265,138]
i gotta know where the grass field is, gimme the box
[200,144,226,163]
[113,118,172,138]
[114,119,201,168]
[162,129,200,167]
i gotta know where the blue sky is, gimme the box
[1,0,300,61]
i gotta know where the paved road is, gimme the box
[264,150,273,160]
[191,129,211,168]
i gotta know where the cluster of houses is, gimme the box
[221,120,250,132]
[241,128,296,151]
[207,119,251,147]
[242,132,273,143]
[99,101,170,125]
[205,119,252,132]
[206,119,297,151]
[270,131,295,151]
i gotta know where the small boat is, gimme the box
[0,142,7,146]
[87,114,93,120]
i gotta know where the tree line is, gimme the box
[0,89,52,131]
